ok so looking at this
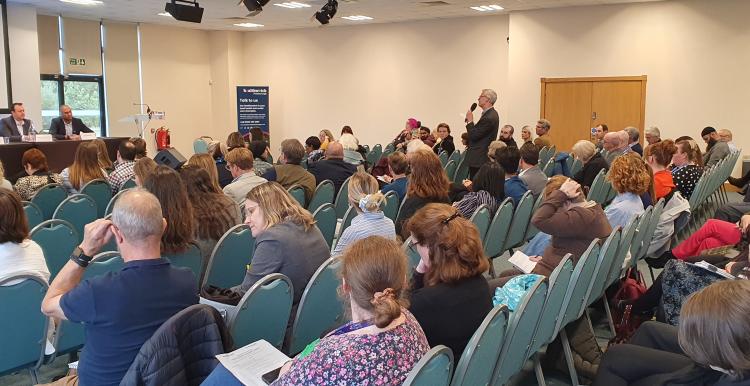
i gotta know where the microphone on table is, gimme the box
[465,103,478,123]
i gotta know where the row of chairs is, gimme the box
[25,178,136,224]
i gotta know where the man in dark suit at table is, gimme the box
[0,102,32,139]
[464,89,500,178]
[50,104,93,140]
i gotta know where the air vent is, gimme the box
[420,1,450,6]
[221,17,250,21]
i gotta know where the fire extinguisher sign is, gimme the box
[237,86,269,137]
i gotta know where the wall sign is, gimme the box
[236,86,269,137]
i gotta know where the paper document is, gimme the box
[509,250,538,274]
[216,339,291,386]
[693,261,735,280]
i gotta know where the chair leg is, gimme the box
[648,265,656,282]
[533,352,547,386]
[602,297,616,337]
[489,258,497,278]
[29,369,39,385]
[560,329,581,386]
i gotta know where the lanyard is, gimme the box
[330,319,373,336]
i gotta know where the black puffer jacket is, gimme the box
[120,304,232,386]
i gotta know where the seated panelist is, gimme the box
[50,104,93,140]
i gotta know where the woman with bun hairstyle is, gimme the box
[645,139,678,201]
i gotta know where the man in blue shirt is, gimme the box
[495,146,528,205]
[41,189,198,386]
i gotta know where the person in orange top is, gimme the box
[645,139,678,201]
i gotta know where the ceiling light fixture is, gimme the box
[342,15,372,21]
[234,22,265,28]
[157,12,172,16]
[273,2,311,8]
[314,0,338,25]
[241,0,271,16]
[470,4,504,12]
[60,0,103,5]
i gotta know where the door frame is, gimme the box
[540,75,647,132]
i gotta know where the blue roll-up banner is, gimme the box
[237,86,269,137]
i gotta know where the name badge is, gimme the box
[81,132,97,140]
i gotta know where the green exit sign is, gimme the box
[68,58,86,66]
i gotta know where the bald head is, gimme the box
[112,189,165,242]
[326,142,344,159]
[617,131,630,149]
[602,132,620,152]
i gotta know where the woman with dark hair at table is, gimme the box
[14,148,62,200]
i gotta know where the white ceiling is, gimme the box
[9,0,663,31]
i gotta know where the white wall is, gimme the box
[7,5,42,125]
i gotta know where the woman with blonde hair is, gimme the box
[60,142,107,194]
[133,157,157,187]
[91,138,114,172]
[232,181,329,304]
[572,139,609,189]
[188,153,222,193]
[521,125,534,144]
[395,149,451,238]
[487,140,507,162]
[406,203,491,356]
[331,172,395,256]
[319,129,335,152]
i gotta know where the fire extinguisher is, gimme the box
[153,127,170,150]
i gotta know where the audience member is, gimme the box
[226,131,246,151]
[645,140,678,201]
[419,126,436,147]
[222,148,268,206]
[208,141,233,188]
[60,142,107,195]
[319,129,335,151]
[624,126,643,156]
[0,189,49,284]
[521,124,534,144]
[262,139,316,202]
[179,165,241,281]
[453,161,505,218]
[464,89,500,179]
[701,126,731,167]
[460,132,469,147]
[249,127,264,142]
[332,173,395,256]
[232,182,329,306]
[499,124,517,148]
[40,189,198,386]
[518,142,547,198]
[393,118,420,149]
[495,146,528,205]
[132,157,157,188]
[248,140,273,177]
[533,119,553,148]
[339,133,366,167]
[605,155,649,228]
[308,141,357,195]
[395,150,451,238]
[406,203,492,356]
[487,140,507,162]
[130,137,147,160]
[718,128,738,152]
[670,139,704,200]
[188,153,222,193]
[603,131,632,164]
[595,280,750,386]
[91,138,114,173]
[107,140,137,195]
[143,166,195,255]
[14,148,63,200]
[594,123,608,150]
[381,152,409,201]
[0,161,11,191]
[340,125,354,136]
[572,140,609,189]
[406,138,432,154]
[305,135,325,164]
[432,123,455,156]
[645,125,661,145]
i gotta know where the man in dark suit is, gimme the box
[307,141,357,195]
[624,126,643,156]
[0,102,32,139]
[50,104,93,140]
[464,89,500,178]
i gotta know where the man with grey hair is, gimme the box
[718,128,738,152]
[534,119,553,148]
[464,88,500,178]
[41,189,197,386]
[624,126,643,156]
[50,104,93,140]
[645,126,661,145]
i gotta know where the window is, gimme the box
[40,74,106,136]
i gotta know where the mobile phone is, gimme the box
[261,367,282,385]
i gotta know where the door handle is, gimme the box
[592,111,597,120]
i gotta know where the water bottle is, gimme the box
[30,121,37,142]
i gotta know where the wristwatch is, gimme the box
[70,246,93,268]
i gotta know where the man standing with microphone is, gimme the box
[464,89,500,178]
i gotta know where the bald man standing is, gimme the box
[308,141,357,195]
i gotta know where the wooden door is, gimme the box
[540,76,647,152]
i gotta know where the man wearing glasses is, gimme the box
[464,89,500,179]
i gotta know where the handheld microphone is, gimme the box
[470,102,477,112]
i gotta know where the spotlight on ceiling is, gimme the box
[164,0,204,23]
[314,0,338,25]
[241,0,271,16]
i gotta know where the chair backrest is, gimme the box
[483,198,514,259]
[438,151,449,167]
[587,228,622,306]
[403,345,454,386]
[492,278,548,386]
[81,178,112,218]
[403,237,422,273]
[203,224,255,288]
[505,191,535,250]
[635,198,664,261]
[334,176,352,219]
[287,184,306,207]
[229,273,293,349]
[0,275,49,376]
[164,243,203,286]
[313,203,337,249]
[448,150,461,165]
[52,194,98,243]
[556,240,601,331]
[288,257,344,355]
[469,204,491,242]
[193,138,209,154]
[307,180,335,214]
[586,169,608,204]
[453,159,469,184]
[444,160,458,181]
[608,214,639,286]
[85,253,124,277]
[523,193,545,242]
[569,157,583,177]
[366,146,382,167]
[527,255,574,357]
[382,190,401,223]
[30,183,67,220]
[104,188,130,216]
[30,219,79,281]
[629,206,653,265]
[450,305,509,386]
[339,206,357,238]
[22,201,44,230]
[121,178,137,190]
[542,158,556,177]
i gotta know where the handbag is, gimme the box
[608,267,647,346]
[200,285,242,306]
